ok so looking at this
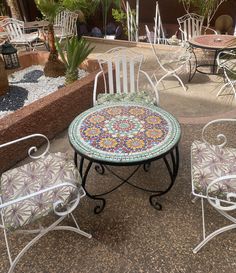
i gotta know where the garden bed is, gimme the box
[0,51,103,172]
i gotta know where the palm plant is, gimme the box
[34,0,66,77]
[62,0,98,21]
[55,36,94,85]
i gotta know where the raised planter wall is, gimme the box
[0,52,102,172]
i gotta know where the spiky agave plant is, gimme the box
[55,36,94,85]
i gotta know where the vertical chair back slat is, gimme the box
[97,47,144,96]
[107,60,114,94]
[129,59,135,93]
[122,54,128,93]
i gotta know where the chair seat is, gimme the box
[11,32,38,43]
[191,140,236,198]
[1,152,79,230]
[97,91,156,105]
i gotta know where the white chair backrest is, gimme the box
[177,13,204,42]
[97,47,143,94]
[54,10,78,37]
[145,25,163,69]
[126,1,138,42]
[1,18,24,41]
[153,1,166,45]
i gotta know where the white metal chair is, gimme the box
[177,13,217,44]
[93,47,159,106]
[0,134,91,273]
[0,18,39,50]
[191,119,236,253]
[54,10,78,42]
[145,1,167,45]
[145,25,191,92]
[216,50,236,99]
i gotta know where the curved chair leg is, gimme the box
[193,223,236,254]
[217,83,231,97]
[7,215,91,273]
[155,73,171,89]
[172,73,187,92]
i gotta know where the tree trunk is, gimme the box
[6,0,22,20]
[43,23,66,78]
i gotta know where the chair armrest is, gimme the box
[0,134,50,159]
[201,119,236,148]
[93,70,103,106]
[139,70,159,105]
[206,175,236,211]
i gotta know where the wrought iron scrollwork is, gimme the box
[95,164,105,175]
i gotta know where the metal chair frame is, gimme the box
[217,50,236,99]
[54,10,78,42]
[191,119,236,253]
[177,13,217,44]
[0,18,39,50]
[93,46,159,106]
[145,25,191,92]
[0,134,91,273]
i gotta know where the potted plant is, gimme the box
[55,35,94,85]
[34,0,66,77]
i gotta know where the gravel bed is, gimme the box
[0,65,89,119]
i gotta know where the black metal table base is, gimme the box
[75,146,179,214]
[188,47,222,82]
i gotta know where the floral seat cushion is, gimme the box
[0,152,80,230]
[97,91,156,105]
[191,140,236,198]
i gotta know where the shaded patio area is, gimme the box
[0,40,236,273]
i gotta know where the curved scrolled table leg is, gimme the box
[80,159,106,214]
[143,162,151,172]
[149,146,179,210]
[95,164,105,175]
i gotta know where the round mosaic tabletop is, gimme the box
[69,102,181,164]
[189,34,236,50]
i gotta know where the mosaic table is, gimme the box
[188,34,236,80]
[69,102,181,213]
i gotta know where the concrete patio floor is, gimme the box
[1,40,236,273]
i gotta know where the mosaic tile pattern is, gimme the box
[69,102,181,163]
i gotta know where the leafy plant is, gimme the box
[55,36,94,85]
[62,0,98,20]
[112,7,135,36]
[179,0,228,29]
[0,1,8,16]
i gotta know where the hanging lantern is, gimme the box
[0,42,20,69]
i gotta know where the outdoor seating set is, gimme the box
[0,9,78,50]
[1,10,236,273]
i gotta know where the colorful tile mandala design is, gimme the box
[69,103,181,163]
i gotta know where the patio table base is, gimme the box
[75,146,179,214]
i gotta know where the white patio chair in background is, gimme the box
[0,18,39,50]
[177,13,217,44]
[216,50,236,99]
[145,1,167,45]
[0,134,91,273]
[93,46,159,106]
[54,10,78,42]
[191,119,236,253]
[145,25,191,92]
